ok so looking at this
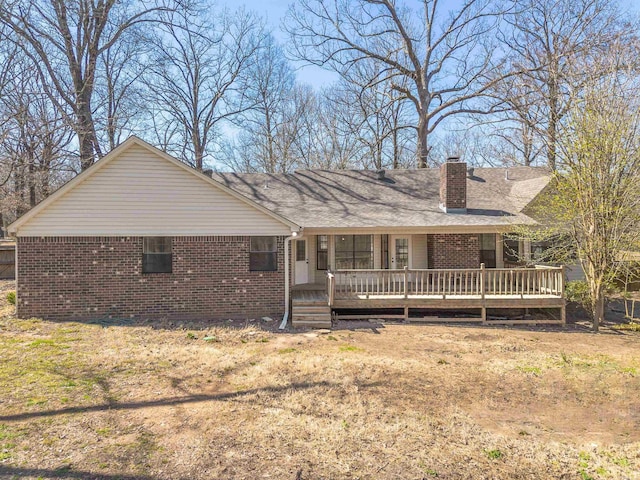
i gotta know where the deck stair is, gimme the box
[291,287,332,328]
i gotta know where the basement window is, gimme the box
[250,236,277,271]
[143,237,172,274]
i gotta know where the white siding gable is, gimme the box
[18,145,293,236]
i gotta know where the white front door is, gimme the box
[390,235,411,269]
[295,239,309,284]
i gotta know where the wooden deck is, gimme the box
[291,265,566,328]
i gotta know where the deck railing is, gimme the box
[327,265,564,306]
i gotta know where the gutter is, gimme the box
[279,230,300,330]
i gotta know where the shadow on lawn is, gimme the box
[0,380,336,422]
[0,465,180,480]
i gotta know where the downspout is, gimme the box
[279,230,300,330]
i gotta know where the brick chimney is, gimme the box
[439,157,467,213]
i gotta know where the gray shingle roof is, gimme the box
[211,166,550,230]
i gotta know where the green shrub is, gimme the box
[485,449,503,460]
[565,281,592,310]
[6,291,16,305]
[565,280,618,317]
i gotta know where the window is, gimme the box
[381,234,389,269]
[316,235,328,270]
[503,236,521,264]
[335,235,373,269]
[531,241,551,263]
[479,233,496,268]
[296,240,306,262]
[250,236,277,271]
[143,237,172,274]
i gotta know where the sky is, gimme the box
[221,0,339,89]
[222,0,640,91]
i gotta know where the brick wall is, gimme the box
[439,162,467,211]
[17,236,286,321]
[431,234,480,269]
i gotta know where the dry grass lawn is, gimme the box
[0,280,639,479]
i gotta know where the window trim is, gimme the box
[142,236,172,274]
[249,236,278,272]
[316,235,328,271]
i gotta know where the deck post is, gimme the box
[480,263,487,324]
[404,266,409,299]
[560,265,566,325]
[326,270,335,307]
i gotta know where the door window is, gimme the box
[394,238,409,269]
[296,240,306,262]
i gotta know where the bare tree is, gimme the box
[328,62,415,170]
[145,5,265,171]
[0,45,74,230]
[482,76,545,166]
[94,23,149,151]
[299,87,364,170]
[285,0,507,168]
[227,34,302,173]
[497,0,634,170]
[0,0,176,169]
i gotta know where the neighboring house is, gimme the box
[7,137,565,328]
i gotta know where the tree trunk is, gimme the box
[522,124,533,166]
[546,75,559,171]
[192,128,204,171]
[392,127,399,169]
[591,287,605,332]
[76,88,101,170]
[417,115,429,168]
[28,160,36,207]
[265,106,275,173]
[78,130,95,171]
[14,155,26,217]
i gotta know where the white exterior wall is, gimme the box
[305,235,326,284]
[412,234,428,269]
[373,234,382,269]
[17,145,292,236]
[566,263,586,282]
[496,234,504,268]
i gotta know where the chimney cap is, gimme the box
[446,155,461,162]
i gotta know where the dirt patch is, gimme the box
[0,283,639,479]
